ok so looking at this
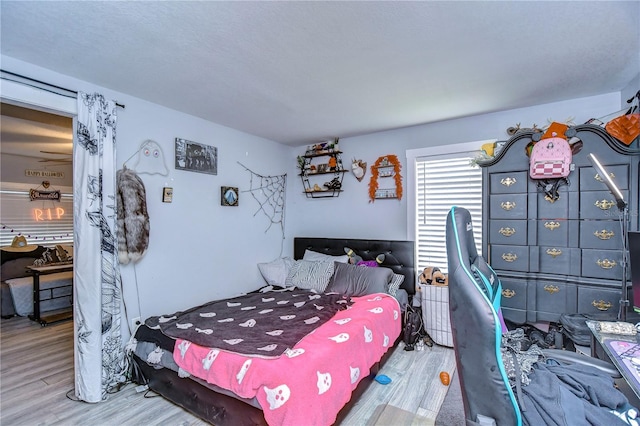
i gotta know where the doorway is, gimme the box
[0,103,74,318]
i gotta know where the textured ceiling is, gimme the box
[1,1,639,147]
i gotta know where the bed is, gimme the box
[1,245,73,318]
[130,237,415,425]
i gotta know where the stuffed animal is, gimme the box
[419,266,448,286]
[344,247,385,266]
[344,247,363,265]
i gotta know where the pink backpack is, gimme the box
[529,134,573,179]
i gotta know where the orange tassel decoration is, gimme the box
[368,154,403,202]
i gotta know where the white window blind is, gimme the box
[0,182,73,248]
[415,154,482,273]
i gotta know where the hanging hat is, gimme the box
[1,235,38,252]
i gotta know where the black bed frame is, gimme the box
[132,237,415,425]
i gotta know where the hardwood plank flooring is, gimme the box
[340,343,456,425]
[1,316,457,425]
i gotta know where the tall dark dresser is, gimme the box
[479,124,639,324]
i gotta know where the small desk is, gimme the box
[27,263,73,326]
[588,320,640,403]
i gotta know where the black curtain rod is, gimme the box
[1,69,125,109]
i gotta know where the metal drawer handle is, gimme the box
[501,201,516,211]
[597,259,617,269]
[546,248,562,258]
[544,285,559,294]
[502,253,517,262]
[502,289,515,298]
[544,221,560,230]
[594,199,615,210]
[544,194,560,204]
[594,229,614,240]
[500,177,517,187]
[595,172,615,183]
[499,227,516,237]
[592,300,612,311]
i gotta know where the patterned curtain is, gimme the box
[73,92,127,402]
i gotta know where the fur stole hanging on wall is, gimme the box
[116,167,150,264]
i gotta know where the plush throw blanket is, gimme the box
[174,293,401,426]
[145,288,353,357]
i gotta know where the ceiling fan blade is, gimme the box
[38,158,72,163]
[40,150,72,155]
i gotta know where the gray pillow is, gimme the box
[326,262,394,296]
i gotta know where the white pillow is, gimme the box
[285,260,335,292]
[303,249,349,264]
[257,257,295,287]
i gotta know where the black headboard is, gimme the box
[294,237,416,295]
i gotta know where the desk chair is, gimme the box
[445,206,625,426]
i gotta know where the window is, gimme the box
[0,182,73,248]
[409,141,489,273]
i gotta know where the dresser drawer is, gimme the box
[537,246,579,275]
[490,171,528,194]
[534,191,569,218]
[490,194,527,219]
[502,307,528,325]
[534,280,576,320]
[489,220,527,245]
[581,249,624,280]
[499,278,527,310]
[536,219,569,247]
[577,286,620,318]
[579,190,629,219]
[489,245,529,272]
[500,279,528,324]
[580,220,623,250]
[579,164,629,191]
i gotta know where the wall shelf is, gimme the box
[369,155,403,202]
[299,150,345,198]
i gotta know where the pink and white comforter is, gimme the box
[173,292,401,426]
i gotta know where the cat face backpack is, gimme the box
[529,123,573,179]
[527,122,580,202]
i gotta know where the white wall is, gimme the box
[286,91,623,242]
[1,55,292,321]
[621,73,639,108]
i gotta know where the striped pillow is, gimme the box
[388,273,405,296]
[285,260,335,292]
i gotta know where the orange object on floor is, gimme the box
[440,371,450,386]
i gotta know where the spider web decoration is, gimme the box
[238,162,287,240]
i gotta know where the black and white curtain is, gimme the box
[73,92,127,402]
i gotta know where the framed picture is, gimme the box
[221,186,239,206]
[175,138,217,175]
[162,187,173,203]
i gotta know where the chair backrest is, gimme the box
[445,206,521,426]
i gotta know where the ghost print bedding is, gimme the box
[173,292,401,426]
[145,288,353,357]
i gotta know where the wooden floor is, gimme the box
[0,316,456,425]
